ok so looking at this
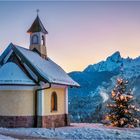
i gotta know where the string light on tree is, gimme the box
[105,78,140,128]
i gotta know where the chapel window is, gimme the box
[51,92,57,111]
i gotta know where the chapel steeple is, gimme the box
[27,10,48,59]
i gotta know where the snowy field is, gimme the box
[0,134,16,140]
[0,123,140,139]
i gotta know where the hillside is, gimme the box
[68,51,140,122]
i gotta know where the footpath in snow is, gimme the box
[0,123,140,140]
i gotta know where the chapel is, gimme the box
[0,13,79,128]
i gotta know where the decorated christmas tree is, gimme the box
[105,78,140,128]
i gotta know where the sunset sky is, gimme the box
[1,1,140,72]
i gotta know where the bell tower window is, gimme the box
[42,35,45,46]
[32,35,38,44]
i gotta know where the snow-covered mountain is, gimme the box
[84,51,123,73]
[84,51,140,78]
[68,51,140,122]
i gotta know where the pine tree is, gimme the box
[105,78,140,128]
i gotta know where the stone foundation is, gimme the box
[37,114,70,128]
[0,116,35,128]
[0,114,70,128]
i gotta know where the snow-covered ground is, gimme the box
[0,123,140,140]
[0,134,16,140]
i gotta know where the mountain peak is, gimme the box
[84,51,123,73]
[106,51,122,63]
[111,51,121,57]
[84,51,140,74]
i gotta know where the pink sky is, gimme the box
[0,1,140,72]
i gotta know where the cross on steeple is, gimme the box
[36,9,39,15]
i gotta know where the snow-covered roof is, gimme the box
[0,62,35,85]
[0,43,79,87]
[14,45,79,87]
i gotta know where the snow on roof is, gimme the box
[0,62,35,85]
[15,45,79,87]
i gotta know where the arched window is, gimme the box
[51,92,57,111]
[32,35,38,44]
[42,35,45,46]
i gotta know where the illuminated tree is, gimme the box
[105,78,140,128]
